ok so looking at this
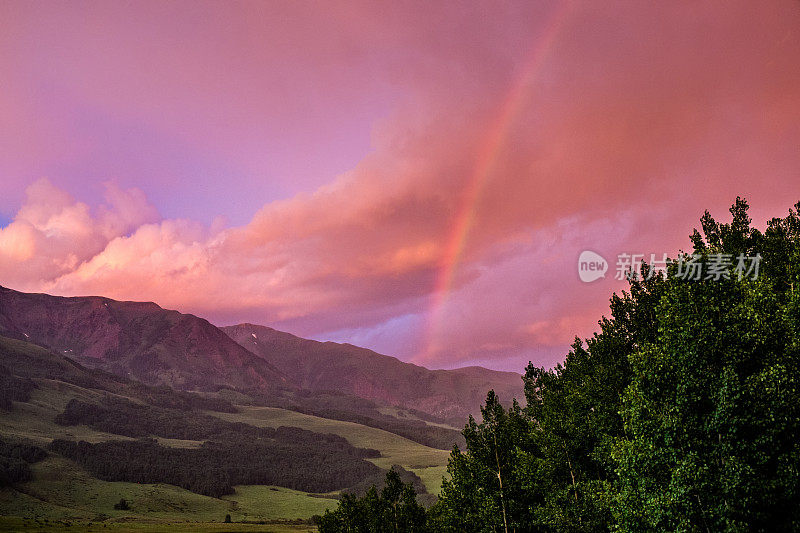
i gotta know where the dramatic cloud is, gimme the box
[1,1,799,370]
[0,180,159,289]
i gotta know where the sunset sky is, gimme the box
[1,1,799,371]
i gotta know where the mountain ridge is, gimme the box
[222,322,522,423]
[0,285,290,393]
[0,286,522,423]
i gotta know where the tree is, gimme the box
[113,498,130,511]
[434,262,667,532]
[613,199,800,531]
[433,198,800,531]
[431,391,533,532]
[318,467,429,532]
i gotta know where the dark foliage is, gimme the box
[53,397,379,459]
[345,464,428,499]
[251,390,465,450]
[55,397,261,440]
[127,383,237,413]
[0,438,47,487]
[317,468,429,532]
[430,199,800,532]
[50,437,381,497]
[113,498,129,510]
[0,440,48,464]
[0,456,31,486]
[0,366,36,409]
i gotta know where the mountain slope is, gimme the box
[0,286,289,393]
[0,285,522,424]
[223,323,523,423]
[0,334,410,515]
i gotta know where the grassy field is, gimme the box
[221,486,337,522]
[0,381,123,445]
[0,380,454,528]
[411,465,449,495]
[2,454,339,521]
[212,407,451,470]
[375,406,461,431]
[0,515,318,532]
[210,406,451,494]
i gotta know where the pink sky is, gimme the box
[1,1,799,371]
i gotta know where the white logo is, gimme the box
[578,251,608,283]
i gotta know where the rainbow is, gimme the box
[416,3,572,365]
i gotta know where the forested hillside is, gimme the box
[320,200,800,531]
[0,329,451,527]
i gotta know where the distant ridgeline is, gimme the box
[0,285,522,427]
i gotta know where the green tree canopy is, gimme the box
[434,198,800,532]
[319,199,800,532]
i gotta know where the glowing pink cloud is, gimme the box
[1,1,799,370]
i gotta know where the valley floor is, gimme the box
[0,380,452,530]
[0,515,317,532]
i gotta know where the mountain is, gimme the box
[0,333,238,413]
[0,286,515,526]
[0,286,289,393]
[223,323,523,423]
[0,332,450,526]
[0,334,395,506]
[0,285,522,424]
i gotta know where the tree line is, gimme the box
[55,396,378,459]
[50,394,386,497]
[0,367,36,410]
[317,468,428,532]
[50,436,381,498]
[250,389,466,450]
[0,439,47,487]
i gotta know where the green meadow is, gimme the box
[1,380,451,529]
[210,406,451,493]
